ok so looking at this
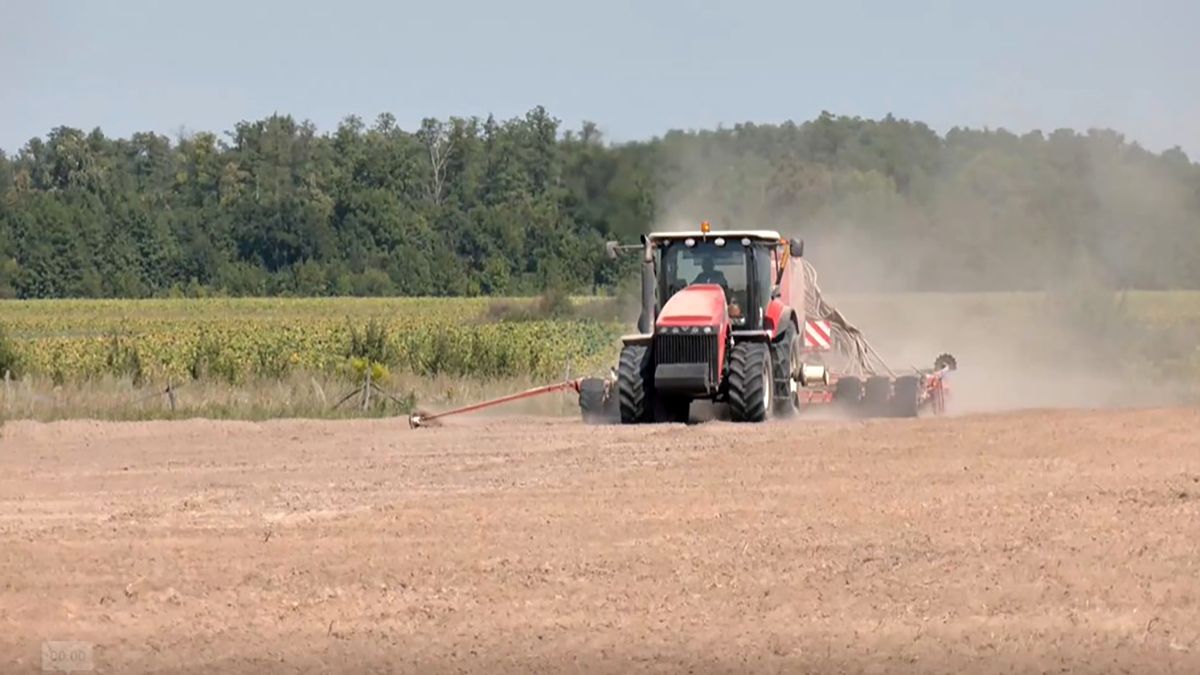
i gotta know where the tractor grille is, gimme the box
[654,332,719,387]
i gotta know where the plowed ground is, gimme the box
[2,408,1199,674]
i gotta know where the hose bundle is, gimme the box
[800,259,894,378]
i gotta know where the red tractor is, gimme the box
[581,223,956,424]
[407,222,955,429]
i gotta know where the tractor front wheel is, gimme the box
[617,344,653,424]
[728,342,772,423]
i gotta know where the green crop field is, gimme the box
[0,297,625,385]
[1,291,1197,421]
[3,292,1200,381]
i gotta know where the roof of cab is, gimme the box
[646,229,783,242]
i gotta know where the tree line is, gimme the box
[0,107,1197,299]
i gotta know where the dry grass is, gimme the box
[0,371,582,423]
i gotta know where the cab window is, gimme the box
[658,239,756,327]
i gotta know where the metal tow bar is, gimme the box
[408,379,583,428]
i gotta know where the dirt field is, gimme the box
[2,408,1198,674]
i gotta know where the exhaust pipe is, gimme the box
[638,235,656,334]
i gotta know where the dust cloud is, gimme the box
[648,133,1199,413]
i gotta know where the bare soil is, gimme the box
[1,408,1198,674]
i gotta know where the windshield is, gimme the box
[658,239,756,327]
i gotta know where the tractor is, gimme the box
[407,222,955,429]
[579,222,957,424]
[587,224,809,423]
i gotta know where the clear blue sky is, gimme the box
[2,0,1197,156]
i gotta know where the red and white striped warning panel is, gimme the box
[804,320,832,350]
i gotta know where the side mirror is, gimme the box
[789,237,804,258]
[605,241,620,261]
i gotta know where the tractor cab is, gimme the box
[649,226,790,332]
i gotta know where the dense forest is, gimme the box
[0,107,1197,299]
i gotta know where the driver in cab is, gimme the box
[691,257,742,320]
[692,257,728,287]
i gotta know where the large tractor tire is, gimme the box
[863,376,892,417]
[617,344,653,424]
[770,323,801,417]
[728,342,773,423]
[578,377,610,424]
[890,375,921,418]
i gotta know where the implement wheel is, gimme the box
[578,377,609,424]
[834,376,863,414]
[863,376,891,417]
[890,375,921,418]
[728,342,772,423]
[617,345,653,424]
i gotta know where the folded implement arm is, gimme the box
[408,379,583,428]
[800,258,893,379]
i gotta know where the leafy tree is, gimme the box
[0,109,1196,299]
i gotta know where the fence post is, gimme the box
[166,381,177,412]
[563,358,572,414]
[361,367,372,411]
[311,377,327,406]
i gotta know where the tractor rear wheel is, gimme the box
[617,344,653,424]
[728,342,772,423]
[578,377,609,424]
[770,324,801,417]
[890,375,921,418]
